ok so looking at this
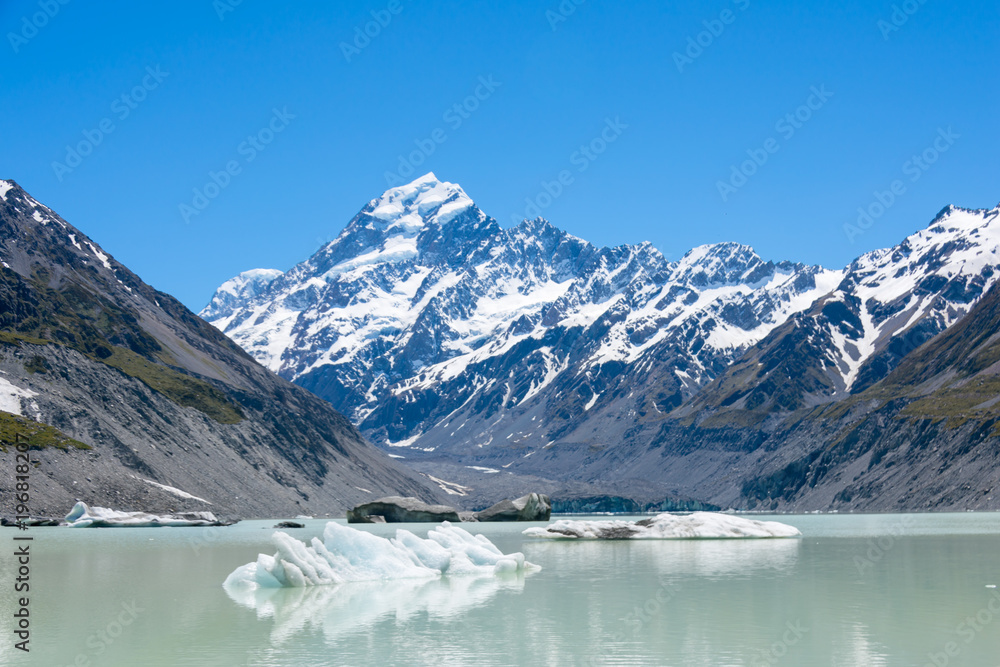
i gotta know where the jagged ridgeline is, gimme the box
[0,180,438,517]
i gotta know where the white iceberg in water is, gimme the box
[224,521,539,590]
[64,501,229,527]
[522,512,802,540]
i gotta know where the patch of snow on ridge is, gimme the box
[466,466,500,474]
[136,477,212,504]
[0,375,37,416]
[386,434,421,448]
[0,181,13,201]
[86,242,112,270]
[223,521,539,589]
[425,474,471,496]
[523,512,802,539]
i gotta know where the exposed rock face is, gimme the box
[476,493,552,522]
[0,179,441,518]
[346,496,461,523]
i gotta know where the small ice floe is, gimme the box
[64,502,233,527]
[987,585,997,589]
[224,521,539,590]
[522,511,802,540]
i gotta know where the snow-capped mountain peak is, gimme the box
[200,176,853,456]
[373,172,473,225]
[351,172,478,240]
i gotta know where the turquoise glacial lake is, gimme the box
[2,513,999,666]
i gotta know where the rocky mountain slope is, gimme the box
[205,175,1000,510]
[523,205,1000,511]
[0,179,440,518]
[554,274,1000,513]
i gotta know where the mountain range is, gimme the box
[204,174,1000,510]
[0,179,439,518]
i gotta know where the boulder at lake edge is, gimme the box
[346,496,461,523]
[476,493,552,522]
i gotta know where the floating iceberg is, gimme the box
[64,501,231,527]
[224,521,539,590]
[522,512,802,540]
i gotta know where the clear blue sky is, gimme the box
[2,0,997,310]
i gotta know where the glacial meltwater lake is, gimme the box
[2,513,1000,666]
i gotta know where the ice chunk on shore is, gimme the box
[64,502,229,527]
[225,521,538,590]
[522,512,801,540]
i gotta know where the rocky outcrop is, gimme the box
[346,496,461,523]
[476,493,551,522]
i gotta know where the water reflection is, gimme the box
[225,573,529,644]
[524,535,801,579]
